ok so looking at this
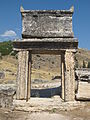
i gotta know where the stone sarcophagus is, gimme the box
[22,8,74,38]
[13,6,78,102]
[14,6,78,51]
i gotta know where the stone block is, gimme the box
[0,84,16,108]
[13,38,78,52]
[75,68,90,81]
[21,10,74,38]
[76,81,90,100]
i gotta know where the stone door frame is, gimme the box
[16,49,76,102]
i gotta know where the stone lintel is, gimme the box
[13,38,78,52]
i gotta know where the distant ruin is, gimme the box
[13,6,78,102]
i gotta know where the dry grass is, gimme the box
[31,68,60,81]
[0,55,60,84]
[0,48,90,84]
[0,56,17,84]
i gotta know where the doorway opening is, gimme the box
[31,54,61,98]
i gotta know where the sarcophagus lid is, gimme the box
[21,6,74,38]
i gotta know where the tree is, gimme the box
[0,52,2,59]
[83,60,86,68]
[87,61,90,68]
[0,41,17,56]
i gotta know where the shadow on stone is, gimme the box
[31,86,61,98]
[52,76,61,80]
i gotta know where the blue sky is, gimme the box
[0,0,90,50]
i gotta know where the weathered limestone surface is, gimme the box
[75,68,90,100]
[76,81,90,100]
[13,38,78,51]
[75,68,90,81]
[21,10,74,38]
[16,51,29,99]
[61,53,65,100]
[13,98,85,112]
[64,50,75,101]
[0,84,16,108]
[13,8,78,102]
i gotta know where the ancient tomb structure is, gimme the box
[13,6,78,102]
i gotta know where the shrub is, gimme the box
[0,41,17,56]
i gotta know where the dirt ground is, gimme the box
[0,103,90,120]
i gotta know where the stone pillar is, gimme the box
[64,50,75,101]
[61,52,65,100]
[16,50,30,100]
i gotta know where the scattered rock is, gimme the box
[0,84,16,108]
[75,68,90,81]
[5,69,12,72]
[75,68,90,100]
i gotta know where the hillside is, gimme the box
[0,41,90,84]
[75,48,90,67]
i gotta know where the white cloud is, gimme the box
[1,30,17,37]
